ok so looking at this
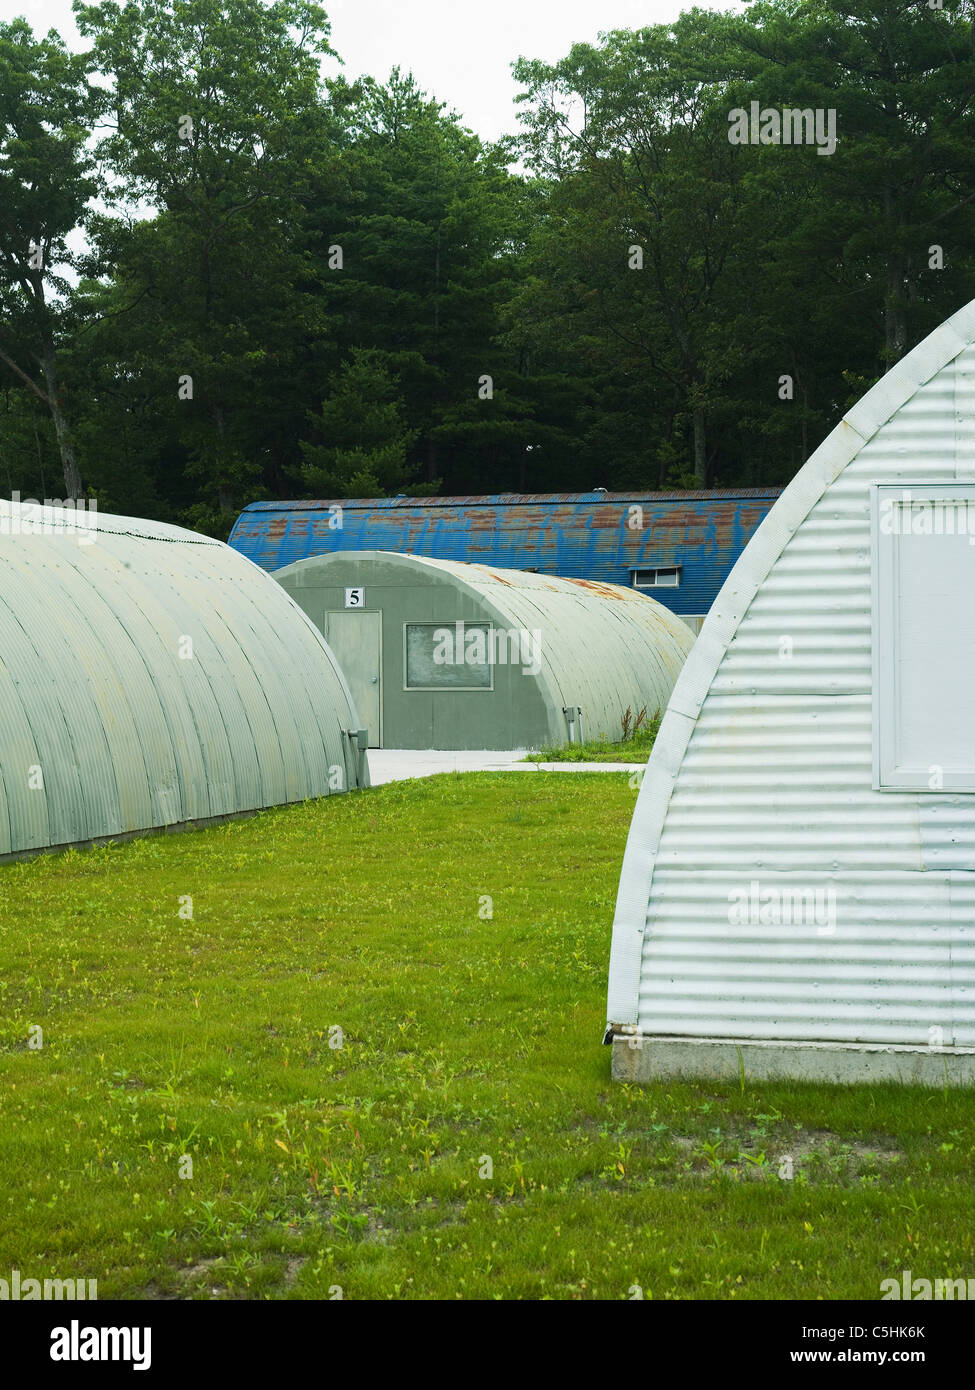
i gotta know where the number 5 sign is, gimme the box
[345,587,365,608]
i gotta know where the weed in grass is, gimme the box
[526,712,661,763]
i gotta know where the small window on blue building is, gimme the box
[631,567,680,589]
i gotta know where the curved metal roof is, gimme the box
[276,549,696,745]
[0,500,366,859]
[245,489,780,510]
[231,490,781,613]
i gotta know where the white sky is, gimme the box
[3,0,745,143]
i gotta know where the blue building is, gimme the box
[229,490,781,624]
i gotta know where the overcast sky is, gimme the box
[3,0,744,143]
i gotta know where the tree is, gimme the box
[308,69,529,490]
[511,1,975,488]
[0,19,100,497]
[729,0,975,366]
[300,349,419,496]
[513,21,757,485]
[74,0,342,527]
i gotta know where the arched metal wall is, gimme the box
[275,550,696,750]
[0,501,366,858]
[607,299,975,1085]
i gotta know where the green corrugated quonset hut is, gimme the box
[273,550,697,750]
[0,499,368,861]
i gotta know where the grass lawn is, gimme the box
[1,773,972,1301]
[526,713,661,763]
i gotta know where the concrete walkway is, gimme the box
[366,748,645,786]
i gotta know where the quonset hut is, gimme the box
[273,550,696,750]
[231,490,780,630]
[0,500,367,860]
[607,300,975,1087]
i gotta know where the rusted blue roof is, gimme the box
[229,490,781,615]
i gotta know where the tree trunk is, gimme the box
[801,381,809,464]
[883,185,907,364]
[692,408,706,487]
[658,410,675,488]
[32,416,47,497]
[211,404,236,513]
[427,221,442,485]
[39,346,82,499]
[884,260,907,364]
[426,436,439,485]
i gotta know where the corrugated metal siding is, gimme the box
[638,871,973,1045]
[276,550,696,748]
[920,799,975,870]
[654,696,920,871]
[0,501,367,859]
[231,490,780,616]
[421,557,697,741]
[612,328,975,1048]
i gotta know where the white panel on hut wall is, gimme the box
[636,870,972,1045]
[892,527,975,775]
[654,695,920,873]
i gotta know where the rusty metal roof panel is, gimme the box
[231,490,781,614]
[246,489,780,509]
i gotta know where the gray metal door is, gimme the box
[325,610,382,747]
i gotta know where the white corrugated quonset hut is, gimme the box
[607,300,975,1087]
[0,499,368,861]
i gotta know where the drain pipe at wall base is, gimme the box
[563,706,584,744]
[345,727,369,788]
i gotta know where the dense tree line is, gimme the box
[1,0,975,536]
